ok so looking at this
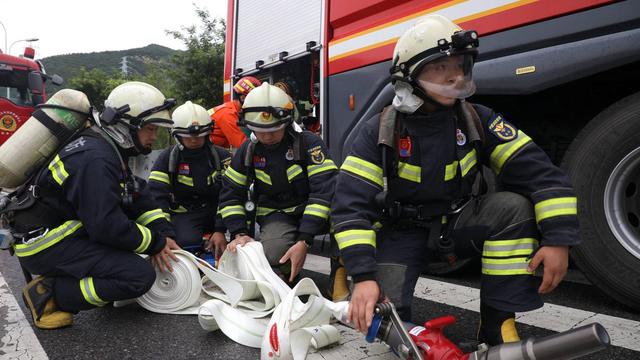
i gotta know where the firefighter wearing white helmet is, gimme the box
[219,83,338,285]
[149,101,231,256]
[331,14,580,346]
[13,81,179,330]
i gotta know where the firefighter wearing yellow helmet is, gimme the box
[218,83,338,285]
[331,14,579,346]
[149,101,231,257]
[13,81,179,329]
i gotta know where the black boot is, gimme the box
[478,302,520,346]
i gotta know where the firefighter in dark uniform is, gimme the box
[219,83,337,283]
[331,15,580,345]
[14,82,180,329]
[149,101,231,256]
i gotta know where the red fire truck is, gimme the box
[0,47,62,145]
[222,0,640,309]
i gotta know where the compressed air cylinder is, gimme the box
[0,89,90,188]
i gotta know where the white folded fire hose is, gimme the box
[118,242,348,359]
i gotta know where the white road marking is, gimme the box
[0,271,48,360]
[305,254,640,352]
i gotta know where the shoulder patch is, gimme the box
[488,114,517,141]
[307,145,325,164]
[64,136,87,152]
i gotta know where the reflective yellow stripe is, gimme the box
[482,257,533,275]
[208,170,219,185]
[225,166,247,186]
[136,209,166,226]
[163,212,171,221]
[287,164,304,182]
[459,149,477,177]
[444,161,459,181]
[149,171,170,185]
[48,154,69,186]
[14,220,83,257]
[80,277,108,307]
[304,204,330,219]
[335,229,376,250]
[534,197,578,222]
[219,205,245,218]
[255,169,272,185]
[171,206,188,214]
[308,159,338,177]
[483,238,537,257]
[490,130,532,174]
[177,175,194,187]
[397,162,421,183]
[341,156,383,187]
[134,224,152,253]
[257,204,303,217]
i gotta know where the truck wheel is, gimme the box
[561,91,640,310]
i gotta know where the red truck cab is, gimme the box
[0,47,62,145]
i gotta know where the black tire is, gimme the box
[561,91,640,310]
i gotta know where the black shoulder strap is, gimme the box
[168,144,181,185]
[208,143,222,172]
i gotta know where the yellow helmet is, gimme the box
[171,101,212,138]
[240,83,295,132]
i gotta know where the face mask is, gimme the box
[392,81,424,114]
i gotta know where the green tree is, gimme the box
[66,67,126,107]
[165,6,226,108]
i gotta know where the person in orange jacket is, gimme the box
[208,76,262,149]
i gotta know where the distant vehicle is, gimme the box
[0,46,63,145]
[223,0,640,310]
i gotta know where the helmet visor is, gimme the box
[416,54,476,100]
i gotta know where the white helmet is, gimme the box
[99,81,175,154]
[240,83,295,132]
[171,101,212,138]
[390,14,479,102]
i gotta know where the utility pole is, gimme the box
[120,56,129,78]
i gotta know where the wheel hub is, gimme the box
[604,146,640,261]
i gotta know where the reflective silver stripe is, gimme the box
[149,171,170,185]
[459,149,477,177]
[341,156,383,187]
[134,224,152,253]
[444,161,458,181]
[136,209,166,226]
[304,204,330,219]
[481,257,532,275]
[308,160,338,177]
[397,162,421,183]
[483,238,537,257]
[335,229,376,249]
[220,205,246,218]
[255,169,272,185]
[287,164,304,182]
[177,175,194,187]
[80,277,108,307]
[48,154,69,186]
[225,166,247,186]
[534,197,578,222]
[14,220,83,257]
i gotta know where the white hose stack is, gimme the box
[124,242,348,359]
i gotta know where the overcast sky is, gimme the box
[0,0,227,58]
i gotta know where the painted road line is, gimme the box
[305,254,640,352]
[0,271,48,360]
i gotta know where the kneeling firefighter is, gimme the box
[2,81,180,329]
[149,101,231,257]
[330,15,580,345]
[219,83,338,284]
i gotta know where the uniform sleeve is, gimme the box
[477,104,580,246]
[217,112,247,149]
[148,148,173,212]
[130,179,176,241]
[218,142,250,236]
[214,148,233,233]
[330,117,384,282]
[55,153,166,255]
[296,132,338,241]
